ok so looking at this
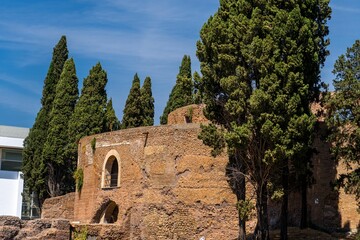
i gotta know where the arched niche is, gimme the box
[91,199,119,224]
[100,201,119,224]
[101,149,121,188]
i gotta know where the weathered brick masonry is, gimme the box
[73,121,240,239]
[41,104,358,239]
[41,192,75,220]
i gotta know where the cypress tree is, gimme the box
[68,62,108,161]
[122,73,143,129]
[22,36,68,204]
[160,55,193,124]
[104,98,120,131]
[197,1,330,239]
[42,58,79,197]
[193,71,203,104]
[140,76,155,126]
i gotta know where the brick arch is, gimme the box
[91,198,119,224]
[101,149,121,188]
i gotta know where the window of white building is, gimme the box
[1,149,23,171]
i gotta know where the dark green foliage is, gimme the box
[140,76,155,126]
[193,71,203,104]
[104,98,120,131]
[22,36,68,203]
[73,168,84,193]
[326,40,360,209]
[68,62,108,161]
[122,73,143,129]
[122,74,154,128]
[197,1,330,239]
[41,36,69,109]
[42,58,79,197]
[237,199,255,222]
[198,124,225,157]
[22,116,47,202]
[73,226,88,240]
[91,137,96,153]
[160,55,194,124]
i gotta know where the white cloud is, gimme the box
[0,87,40,115]
[332,4,360,14]
[0,74,42,96]
[0,6,194,64]
[0,0,219,126]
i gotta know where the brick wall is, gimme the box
[167,104,209,125]
[42,192,75,220]
[73,124,240,239]
[71,106,359,239]
[308,122,359,232]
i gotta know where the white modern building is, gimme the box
[0,125,29,218]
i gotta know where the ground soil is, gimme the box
[267,227,357,240]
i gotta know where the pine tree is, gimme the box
[122,73,143,129]
[42,58,79,197]
[160,55,193,124]
[140,76,155,126]
[197,1,330,239]
[104,98,120,131]
[68,62,108,161]
[22,36,68,204]
[326,40,360,210]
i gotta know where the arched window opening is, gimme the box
[104,157,119,188]
[101,150,121,189]
[110,160,118,187]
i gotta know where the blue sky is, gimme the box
[0,0,359,128]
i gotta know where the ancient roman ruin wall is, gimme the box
[69,104,358,239]
[41,192,75,220]
[73,123,242,239]
[167,104,209,125]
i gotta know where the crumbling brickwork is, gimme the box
[167,104,209,125]
[0,216,70,240]
[70,104,358,239]
[73,121,243,239]
[42,192,75,220]
[307,122,359,232]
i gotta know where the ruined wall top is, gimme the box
[167,102,326,125]
[167,104,209,125]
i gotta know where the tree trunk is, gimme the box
[36,191,43,214]
[47,163,62,197]
[254,183,269,240]
[237,177,246,240]
[300,176,308,229]
[227,154,247,240]
[280,161,289,240]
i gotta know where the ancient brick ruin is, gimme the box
[0,216,70,240]
[72,108,240,239]
[13,104,359,239]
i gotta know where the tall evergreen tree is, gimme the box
[140,76,155,126]
[42,58,79,197]
[197,1,330,239]
[122,73,143,129]
[193,71,203,104]
[68,62,108,161]
[160,55,193,124]
[326,40,360,209]
[104,98,120,131]
[22,36,68,204]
